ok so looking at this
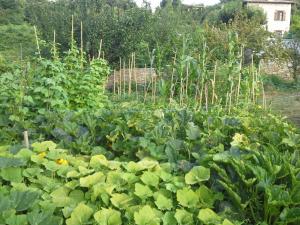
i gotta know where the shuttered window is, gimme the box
[274,10,286,21]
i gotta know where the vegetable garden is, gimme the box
[1,7,300,225]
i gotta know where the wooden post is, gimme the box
[170,53,176,103]
[212,63,217,104]
[185,63,189,101]
[128,57,132,96]
[205,83,208,111]
[133,53,138,99]
[80,21,83,68]
[71,15,74,48]
[98,39,103,59]
[23,131,29,149]
[262,81,266,109]
[119,57,122,96]
[113,70,116,95]
[236,47,243,104]
[123,59,126,96]
[53,30,57,59]
[144,64,147,102]
[34,26,41,59]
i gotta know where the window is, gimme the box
[274,10,286,21]
[274,30,283,36]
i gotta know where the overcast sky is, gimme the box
[135,0,220,9]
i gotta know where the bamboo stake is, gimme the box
[53,30,56,59]
[199,81,204,108]
[128,58,132,95]
[212,63,217,104]
[153,75,157,104]
[229,82,233,113]
[133,53,138,98]
[185,63,189,102]
[170,53,177,103]
[251,55,255,103]
[205,83,208,111]
[225,92,229,110]
[33,26,41,59]
[123,59,126,96]
[23,131,29,149]
[71,15,74,48]
[236,48,243,104]
[80,21,83,68]
[262,81,266,109]
[119,58,122,96]
[151,68,154,102]
[20,43,23,62]
[113,70,116,95]
[180,78,183,106]
[144,64,147,102]
[98,39,103,59]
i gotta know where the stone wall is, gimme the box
[106,68,157,89]
[260,59,292,80]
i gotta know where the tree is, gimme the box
[286,39,300,83]
[0,0,35,62]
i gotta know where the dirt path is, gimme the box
[265,91,300,127]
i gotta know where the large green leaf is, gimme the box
[141,171,159,187]
[11,191,39,212]
[186,122,201,140]
[154,193,173,210]
[197,185,222,208]
[94,208,122,225]
[174,209,194,225]
[110,193,134,209]
[27,210,63,225]
[162,212,177,225]
[79,172,105,187]
[134,205,160,225]
[0,157,26,169]
[31,141,57,153]
[280,207,300,223]
[1,167,23,182]
[185,166,210,185]
[90,155,108,169]
[134,183,153,199]
[198,208,221,225]
[176,188,198,208]
[5,214,27,225]
[66,203,93,225]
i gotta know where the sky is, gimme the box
[135,0,220,9]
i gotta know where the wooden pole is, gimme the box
[212,63,217,104]
[119,57,122,96]
[134,53,138,99]
[71,15,74,49]
[113,70,116,95]
[128,57,132,96]
[80,21,83,68]
[98,39,102,59]
[53,30,57,59]
[236,47,243,104]
[205,83,208,111]
[23,131,29,149]
[34,26,41,59]
[123,59,126,96]
[144,64,147,102]
[170,53,176,103]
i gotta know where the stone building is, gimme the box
[243,0,294,36]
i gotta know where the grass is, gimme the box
[266,91,300,127]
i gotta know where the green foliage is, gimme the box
[0,42,110,133]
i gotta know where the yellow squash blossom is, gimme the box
[38,152,47,158]
[56,158,68,165]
